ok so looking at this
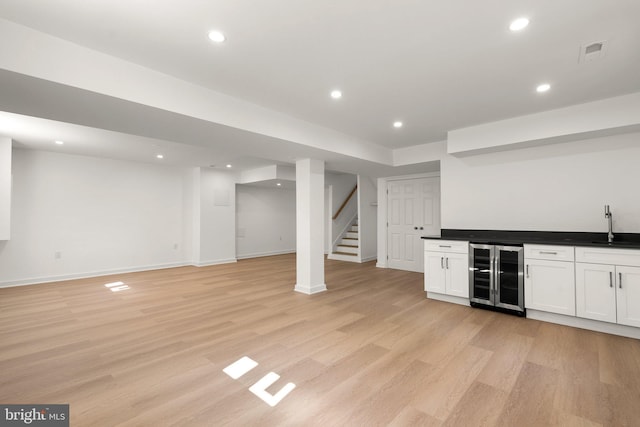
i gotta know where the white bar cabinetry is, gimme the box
[575,247,640,328]
[424,240,469,300]
[524,245,576,316]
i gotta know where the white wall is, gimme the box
[182,168,196,263]
[441,131,640,232]
[357,175,377,262]
[0,149,188,286]
[236,185,296,258]
[196,168,237,265]
[0,137,11,240]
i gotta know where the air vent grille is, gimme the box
[585,42,603,55]
[579,40,607,63]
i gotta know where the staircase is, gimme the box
[329,217,360,262]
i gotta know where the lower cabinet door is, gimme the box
[616,265,640,328]
[576,262,616,323]
[445,252,469,298]
[524,259,575,315]
[424,251,446,293]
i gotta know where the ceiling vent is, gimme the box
[579,41,607,63]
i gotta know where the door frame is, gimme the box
[377,172,441,269]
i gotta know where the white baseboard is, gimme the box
[376,261,388,268]
[361,255,377,263]
[192,258,237,267]
[526,309,640,340]
[0,261,191,288]
[236,250,295,260]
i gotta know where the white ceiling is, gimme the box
[1,0,639,173]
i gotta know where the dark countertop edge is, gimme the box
[421,229,640,250]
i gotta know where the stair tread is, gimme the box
[342,237,358,240]
[333,251,358,256]
[338,244,359,248]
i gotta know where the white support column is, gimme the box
[294,158,327,294]
[0,137,11,240]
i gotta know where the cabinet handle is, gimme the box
[414,226,418,230]
[526,264,529,278]
[445,258,449,269]
[441,257,444,269]
[609,271,613,288]
[619,272,622,289]
[439,245,451,248]
[539,251,558,255]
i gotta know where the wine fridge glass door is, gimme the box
[469,244,494,306]
[495,245,524,312]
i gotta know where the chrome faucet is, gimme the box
[604,205,614,243]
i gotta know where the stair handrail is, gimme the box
[332,185,357,220]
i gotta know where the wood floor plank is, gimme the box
[442,381,508,427]
[496,361,559,426]
[388,406,443,427]
[344,359,435,425]
[475,331,534,393]
[1,253,640,426]
[412,344,493,421]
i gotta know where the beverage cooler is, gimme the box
[469,243,525,316]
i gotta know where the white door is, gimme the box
[616,265,640,328]
[445,252,470,298]
[576,262,616,323]
[387,177,440,272]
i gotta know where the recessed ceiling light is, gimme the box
[330,90,342,99]
[156,154,164,159]
[208,30,226,43]
[536,83,551,93]
[509,17,529,31]
[226,164,232,168]
[54,140,64,145]
[393,121,403,128]
[276,183,282,187]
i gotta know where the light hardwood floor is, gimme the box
[1,254,640,426]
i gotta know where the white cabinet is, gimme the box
[525,259,576,316]
[524,245,575,316]
[617,266,640,327]
[424,252,446,294]
[424,240,469,298]
[446,252,470,297]
[575,247,640,327]
[575,262,616,323]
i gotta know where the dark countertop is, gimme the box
[422,229,640,250]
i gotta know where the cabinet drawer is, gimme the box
[576,246,640,267]
[524,244,575,262]
[424,239,469,254]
